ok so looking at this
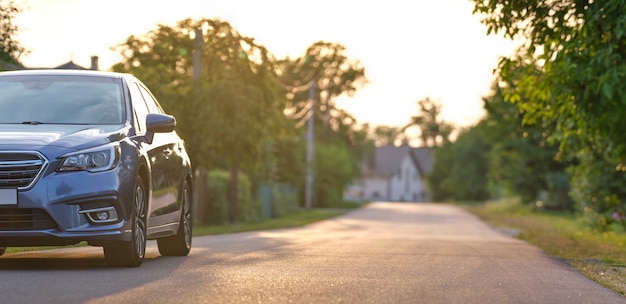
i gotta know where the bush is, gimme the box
[568,149,626,232]
[314,143,358,207]
[202,170,257,225]
[257,183,299,218]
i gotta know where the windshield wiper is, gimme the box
[21,121,44,125]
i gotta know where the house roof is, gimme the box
[411,147,433,175]
[54,60,88,70]
[364,145,433,178]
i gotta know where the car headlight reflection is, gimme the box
[58,144,120,172]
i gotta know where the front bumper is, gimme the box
[0,165,135,247]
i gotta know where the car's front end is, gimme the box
[0,124,139,248]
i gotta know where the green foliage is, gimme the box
[257,183,299,218]
[568,148,626,232]
[0,0,25,70]
[112,18,299,224]
[473,0,626,158]
[427,83,572,207]
[111,19,371,217]
[404,97,453,147]
[314,143,359,207]
[275,139,359,208]
[371,125,403,146]
[471,1,626,226]
[204,170,228,225]
[203,170,256,225]
[279,41,367,119]
[278,41,370,161]
[112,18,291,174]
[482,83,572,209]
[428,124,490,202]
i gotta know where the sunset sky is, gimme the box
[14,0,516,129]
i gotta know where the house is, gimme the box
[4,56,101,71]
[344,144,433,202]
[52,56,100,70]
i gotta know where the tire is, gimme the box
[157,180,192,256]
[104,176,147,267]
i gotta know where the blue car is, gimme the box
[0,69,193,267]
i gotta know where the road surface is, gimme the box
[0,202,623,303]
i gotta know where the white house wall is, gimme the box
[343,177,388,201]
[389,155,427,202]
[362,177,388,201]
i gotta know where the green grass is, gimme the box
[4,242,88,254]
[193,208,348,236]
[461,199,626,296]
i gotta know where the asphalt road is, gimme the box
[0,202,623,304]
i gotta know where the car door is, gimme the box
[129,82,184,228]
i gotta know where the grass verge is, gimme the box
[193,208,348,236]
[461,199,626,296]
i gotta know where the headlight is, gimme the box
[57,144,120,172]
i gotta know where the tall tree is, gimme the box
[0,0,26,70]
[404,97,453,147]
[482,82,572,209]
[113,18,291,223]
[473,0,626,228]
[276,41,369,206]
[472,0,626,159]
[279,41,367,129]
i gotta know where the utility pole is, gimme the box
[305,79,315,210]
[192,27,207,225]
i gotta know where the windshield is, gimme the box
[0,74,124,125]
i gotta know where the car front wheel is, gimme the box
[104,176,147,267]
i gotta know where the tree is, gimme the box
[472,0,626,159]
[472,1,626,228]
[371,125,403,146]
[482,82,572,209]
[276,41,369,207]
[0,0,26,70]
[427,123,490,202]
[404,97,453,147]
[278,41,367,130]
[113,18,291,223]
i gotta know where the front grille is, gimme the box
[0,208,57,230]
[0,152,48,189]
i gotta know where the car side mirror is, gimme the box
[146,113,176,133]
[144,113,176,144]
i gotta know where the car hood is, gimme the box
[0,124,130,152]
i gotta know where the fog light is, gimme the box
[79,206,118,224]
[95,211,110,221]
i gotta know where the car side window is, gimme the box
[129,83,150,133]
[137,84,164,114]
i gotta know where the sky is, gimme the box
[13,0,516,129]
